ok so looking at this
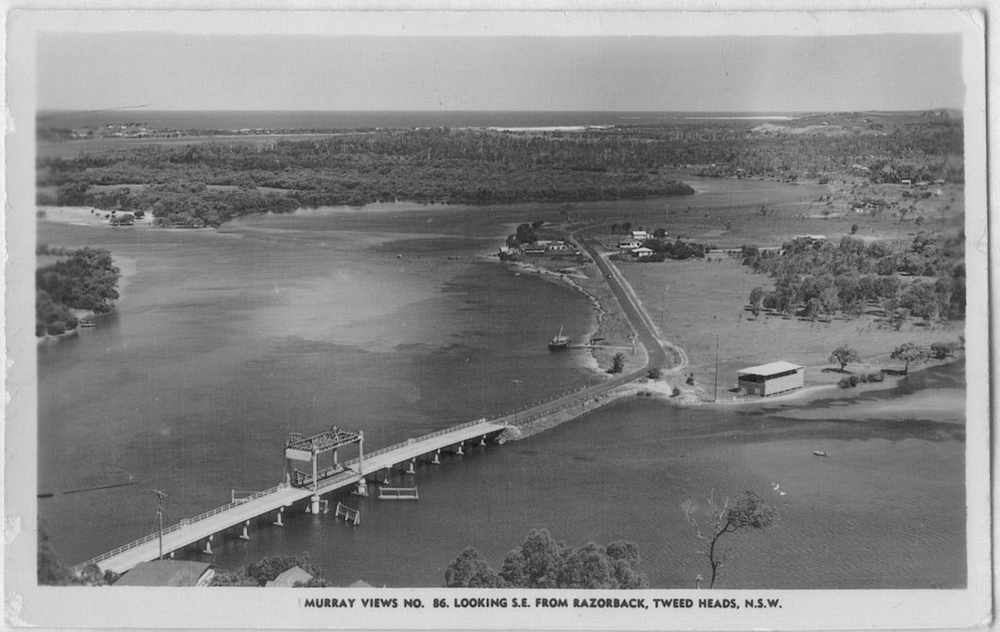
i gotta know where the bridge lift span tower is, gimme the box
[284,426,365,513]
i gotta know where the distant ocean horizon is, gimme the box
[37,109,813,131]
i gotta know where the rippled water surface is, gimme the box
[37,205,965,589]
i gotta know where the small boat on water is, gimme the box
[813,451,829,457]
[548,326,570,350]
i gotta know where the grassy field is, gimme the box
[497,165,964,401]
[598,173,964,249]
[616,256,964,395]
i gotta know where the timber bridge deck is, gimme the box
[74,418,506,575]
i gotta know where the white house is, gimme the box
[633,247,654,258]
[618,239,642,250]
[630,230,649,240]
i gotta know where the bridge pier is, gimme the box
[454,441,464,456]
[405,459,416,475]
[202,535,213,555]
[239,521,251,540]
[479,435,487,447]
[273,507,285,527]
[309,494,321,514]
[430,449,441,465]
[354,478,368,497]
[381,468,391,484]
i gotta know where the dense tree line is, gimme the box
[38,520,119,586]
[445,529,648,589]
[38,119,961,227]
[36,247,120,336]
[37,128,705,227]
[637,237,710,261]
[210,553,328,587]
[742,234,964,322]
[682,118,962,183]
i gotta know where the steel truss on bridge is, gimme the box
[285,426,365,510]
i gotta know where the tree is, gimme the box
[37,520,120,586]
[829,345,860,371]
[894,307,910,331]
[38,519,75,585]
[683,491,776,589]
[446,548,506,587]
[818,285,841,315]
[890,342,930,375]
[806,297,823,321]
[609,352,626,374]
[447,529,648,589]
[514,223,536,244]
[879,296,899,321]
[930,342,956,359]
[748,286,765,318]
[245,553,326,586]
[46,321,67,336]
[211,553,328,587]
[647,367,662,380]
[851,223,859,235]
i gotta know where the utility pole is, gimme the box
[714,333,720,403]
[150,489,168,560]
[661,285,669,327]
[512,380,522,425]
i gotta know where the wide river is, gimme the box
[37,190,966,589]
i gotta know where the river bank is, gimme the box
[36,247,136,344]
[480,249,640,378]
[34,176,970,590]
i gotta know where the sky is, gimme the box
[37,32,964,112]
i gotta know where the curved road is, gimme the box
[569,225,688,374]
[497,226,690,429]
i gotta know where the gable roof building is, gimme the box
[114,560,215,587]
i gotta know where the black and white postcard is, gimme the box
[3,6,992,630]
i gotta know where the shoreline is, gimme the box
[481,238,965,440]
[36,252,135,345]
[478,250,609,376]
[505,355,964,443]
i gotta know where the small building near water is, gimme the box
[737,361,804,397]
[114,560,215,587]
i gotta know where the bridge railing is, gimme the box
[75,418,515,572]
[73,482,287,572]
[345,418,502,468]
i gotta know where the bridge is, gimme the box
[74,226,687,577]
[73,418,506,575]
